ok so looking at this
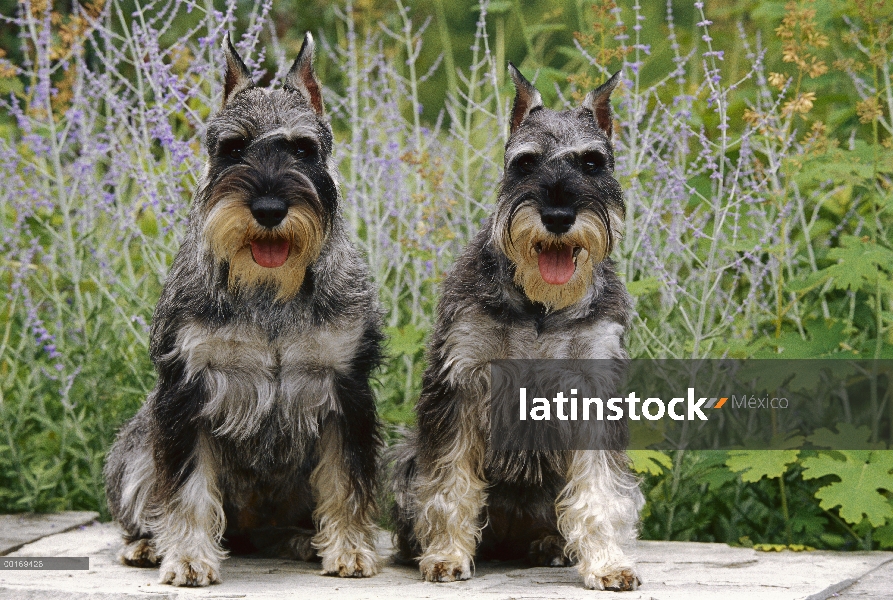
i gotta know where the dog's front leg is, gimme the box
[153,433,226,587]
[311,405,381,578]
[415,401,487,583]
[557,450,643,591]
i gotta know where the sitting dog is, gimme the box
[104,33,383,586]
[390,65,643,591]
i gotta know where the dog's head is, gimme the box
[198,33,335,301]
[492,66,624,311]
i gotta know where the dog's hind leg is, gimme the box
[528,534,573,567]
[105,408,161,568]
[119,537,160,567]
[388,433,422,564]
[311,383,382,578]
[557,450,643,591]
[249,527,319,561]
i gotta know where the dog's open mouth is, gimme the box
[250,239,290,268]
[535,243,581,285]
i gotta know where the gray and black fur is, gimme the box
[104,33,383,587]
[390,66,643,591]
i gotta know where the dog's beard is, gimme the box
[203,195,326,301]
[494,204,623,310]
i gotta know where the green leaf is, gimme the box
[753,319,849,358]
[807,423,886,450]
[697,465,738,492]
[725,450,800,482]
[790,513,827,537]
[628,450,672,475]
[137,208,159,237]
[801,451,893,526]
[819,236,893,292]
[876,523,893,549]
[385,324,426,357]
[626,276,660,297]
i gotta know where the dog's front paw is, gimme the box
[119,538,160,568]
[528,535,573,567]
[582,567,641,591]
[159,554,220,587]
[420,556,471,583]
[321,547,380,578]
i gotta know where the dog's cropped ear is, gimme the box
[284,32,324,116]
[582,71,621,138]
[221,34,255,107]
[508,63,543,135]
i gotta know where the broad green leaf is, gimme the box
[628,420,665,449]
[790,513,827,537]
[385,325,426,357]
[628,450,672,475]
[801,451,893,526]
[753,543,787,552]
[876,523,893,549]
[697,465,738,491]
[725,449,800,481]
[626,276,659,297]
[817,236,893,293]
[807,424,886,450]
[753,320,849,358]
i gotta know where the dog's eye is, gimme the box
[580,151,607,174]
[219,137,247,161]
[513,154,537,175]
[289,139,318,160]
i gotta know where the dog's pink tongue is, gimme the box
[538,246,575,285]
[250,240,290,268]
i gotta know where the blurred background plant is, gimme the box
[0,0,891,550]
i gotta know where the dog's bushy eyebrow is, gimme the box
[505,142,543,165]
[255,125,319,144]
[548,142,609,162]
[214,119,257,145]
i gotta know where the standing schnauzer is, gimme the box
[104,33,383,587]
[390,66,643,591]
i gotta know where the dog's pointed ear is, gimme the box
[508,63,543,135]
[284,32,324,116]
[582,71,621,138]
[221,34,254,107]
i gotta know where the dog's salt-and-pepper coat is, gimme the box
[104,34,383,587]
[391,66,644,591]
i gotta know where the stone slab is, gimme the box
[0,512,99,556]
[833,558,893,599]
[0,521,891,600]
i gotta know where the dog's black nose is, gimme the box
[250,197,288,228]
[540,206,575,235]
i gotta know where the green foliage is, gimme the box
[2,0,893,554]
[801,451,893,527]
[726,451,801,482]
[629,450,673,476]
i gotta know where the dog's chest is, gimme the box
[174,320,364,438]
[442,310,624,365]
[177,320,362,377]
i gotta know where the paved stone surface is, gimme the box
[0,520,891,599]
[834,558,893,599]
[0,512,99,556]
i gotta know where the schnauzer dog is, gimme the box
[104,33,383,586]
[390,66,643,591]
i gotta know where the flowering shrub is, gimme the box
[0,0,891,548]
